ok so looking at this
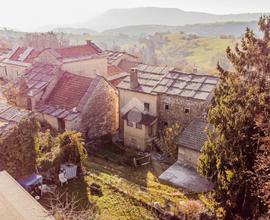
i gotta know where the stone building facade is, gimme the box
[80,77,119,139]
[0,47,41,81]
[117,64,219,152]
[157,94,209,129]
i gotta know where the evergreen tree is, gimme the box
[199,16,270,218]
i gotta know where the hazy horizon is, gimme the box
[1,0,270,31]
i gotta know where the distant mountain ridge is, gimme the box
[79,7,268,31]
[103,21,260,37]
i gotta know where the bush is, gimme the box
[36,130,87,174]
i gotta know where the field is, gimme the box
[119,33,236,74]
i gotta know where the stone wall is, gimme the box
[80,78,119,139]
[157,94,209,129]
[178,146,201,168]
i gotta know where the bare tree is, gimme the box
[43,191,99,220]
[20,32,69,50]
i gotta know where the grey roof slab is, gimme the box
[159,161,214,193]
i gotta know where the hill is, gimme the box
[52,27,97,35]
[103,21,259,37]
[80,7,267,31]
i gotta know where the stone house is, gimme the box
[36,71,118,138]
[0,47,41,81]
[105,50,141,87]
[12,62,118,138]
[158,119,213,193]
[34,40,107,78]
[117,63,218,151]
[176,119,210,168]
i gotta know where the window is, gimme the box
[127,121,133,127]
[184,108,190,114]
[136,123,142,129]
[165,104,169,110]
[144,103,150,112]
[164,122,168,127]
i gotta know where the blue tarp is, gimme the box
[19,173,43,191]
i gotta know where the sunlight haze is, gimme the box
[1,0,270,31]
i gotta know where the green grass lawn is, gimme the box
[60,154,188,220]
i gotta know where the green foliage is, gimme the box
[160,123,181,158]
[35,130,87,173]
[0,118,40,179]
[199,16,270,218]
[249,113,270,216]
[58,131,87,165]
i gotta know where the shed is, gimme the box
[176,119,211,168]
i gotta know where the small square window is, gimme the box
[136,123,142,129]
[127,121,133,127]
[165,104,169,110]
[184,108,190,114]
[144,103,150,112]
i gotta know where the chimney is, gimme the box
[130,69,139,89]
[86,40,92,46]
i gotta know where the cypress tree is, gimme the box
[199,16,270,218]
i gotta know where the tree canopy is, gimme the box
[199,16,270,219]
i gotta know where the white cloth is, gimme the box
[58,172,67,184]
[38,184,51,193]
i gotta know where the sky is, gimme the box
[1,0,270,31]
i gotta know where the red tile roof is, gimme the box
[107,65,123,76]
[45,72,93,109]
[25,49,41,63]
[55,42,102,59]
[9,47,40,63]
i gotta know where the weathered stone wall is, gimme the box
[178,146,201,168]
[80,78,119,139]
[157,94,209,129]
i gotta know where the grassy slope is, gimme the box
[62,154,189,220]
[118,33,236,74]
[185,37,235,73]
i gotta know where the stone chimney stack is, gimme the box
[130,68,139,89]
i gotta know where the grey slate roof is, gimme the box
[117,64,219,101]
[35,104,80,121]
[104,50,138,64]
[176,120,211,151]
[22,63,61,97]
[0,101,30,134]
